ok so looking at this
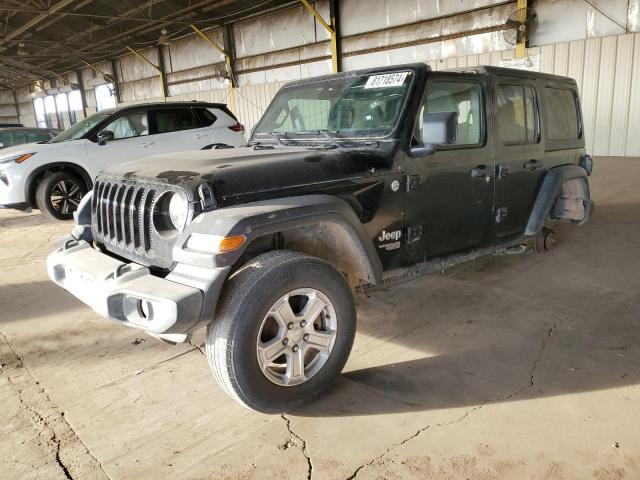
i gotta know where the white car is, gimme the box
[0,101,245,220]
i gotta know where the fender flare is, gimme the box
[173,194,383,285]
[524,164,590,236]
[24,162,93,206]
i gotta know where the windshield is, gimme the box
[253,71,414,142]
[50,113,109,143]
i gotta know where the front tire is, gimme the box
[35,171,86,220]
[206,251,356,413]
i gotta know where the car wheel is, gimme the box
[35,171,86,221]
[206,250,356,413]
[535,227,557,253]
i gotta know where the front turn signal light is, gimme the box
[185,233,246,254]
[15,153,35,164]
[217,235,246,253]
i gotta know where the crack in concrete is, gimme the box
[345,323,557,479]
[281,414,313,480]
[188,341,206,356]
[0,330,110,480]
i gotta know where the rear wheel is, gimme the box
[206,250,356,413]
[535,227,557,252]
[35,171,86,220]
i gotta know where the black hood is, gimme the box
[103,143,396,204]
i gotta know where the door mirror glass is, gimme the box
[97,130,114,145]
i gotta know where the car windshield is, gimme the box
[252,70,414,142]
[50,113,110,143]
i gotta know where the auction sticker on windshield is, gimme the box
[364,72,409,89]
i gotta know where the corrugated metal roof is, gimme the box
[0,0,298,88]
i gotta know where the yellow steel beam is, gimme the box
[126,46,162,72]
[190,24,227,56]
[126,46,167,98]
[515,0,527,59]
[80,59,115,84]
[299,0,334,34]
[51,71,77,88]
[190,24,236,113]
[299,0,339,73]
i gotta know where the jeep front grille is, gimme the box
[91,177,183,269]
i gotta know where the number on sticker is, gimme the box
[364,72,409,89]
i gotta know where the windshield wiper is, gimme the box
[270,131,285,146]
[294,129,338,140]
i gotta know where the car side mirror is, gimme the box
[0,142,4,149]
[410,111,458,158]
[97,130,114,146]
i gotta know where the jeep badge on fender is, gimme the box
[48,63,593,413]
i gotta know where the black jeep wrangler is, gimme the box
[48,63,593,413]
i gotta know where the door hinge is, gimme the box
[495,207,508,223]
[405,174,422,191]
[406,224,423,244]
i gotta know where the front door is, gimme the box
[492,78,546,238]
[86,109,156,175]
[404,74,495,260]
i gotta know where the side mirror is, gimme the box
[0,142,4,149]
[97,130,114,146]
[411,111,458,158]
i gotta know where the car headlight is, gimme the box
[0,153,35,164]
[169,191,189,230]
[153,191,189,237]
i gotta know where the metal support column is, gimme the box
[191,24,236,113]
[109,60,123,104]
[515,0,527,59]
[75,69,88,117]
[299,0,339,73]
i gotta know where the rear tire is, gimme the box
[535,227,557,253]
[206,250,356,413]
[35,171,86,221]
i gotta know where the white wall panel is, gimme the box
[626,34,640,156]
[609,34,633,156]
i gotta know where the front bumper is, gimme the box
[47,237,228,342]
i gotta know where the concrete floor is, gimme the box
[1,156,639,480]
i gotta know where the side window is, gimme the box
[0,132,12,147]
[153,108,200,134]
[496,84,539,145]
[27,132,50,142]
[12,132,26,145]
[103,111,149,140]
[194,108,217,127]
[415,80,483,146]
[544,87,580,140]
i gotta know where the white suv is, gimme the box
[0,102,245,220]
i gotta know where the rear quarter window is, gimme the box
[544,87,581,141]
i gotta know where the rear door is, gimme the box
[492,77,545,238]
[150,107,211,152]
[403,73,495,259]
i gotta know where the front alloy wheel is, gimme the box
[257,288,337,386]
[206,251,356,413]
[35,171,86,220]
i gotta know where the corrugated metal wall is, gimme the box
[230,32,640,157]
[6,0,640,157]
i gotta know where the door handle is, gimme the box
[470,165,488,179]
[194,133,208,139]
[524,159,543,171]
[139,142,154,148]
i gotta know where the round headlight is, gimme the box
[168,191,189,231]
[153,191,189,237]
